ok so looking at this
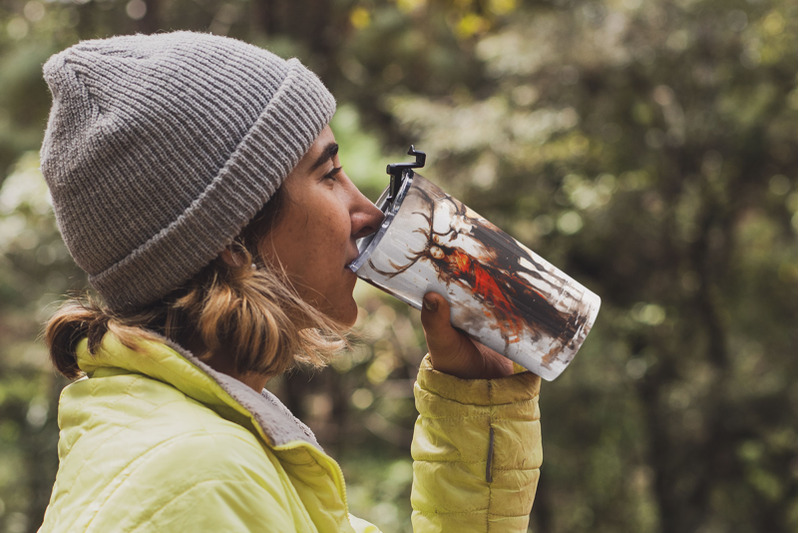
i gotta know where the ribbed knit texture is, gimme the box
[40,31,336,311]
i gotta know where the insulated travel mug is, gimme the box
[349,148,601,381]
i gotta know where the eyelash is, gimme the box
[323,166,343,181]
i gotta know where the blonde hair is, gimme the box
[45,190,349,380]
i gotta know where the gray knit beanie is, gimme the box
[40,31,335,311]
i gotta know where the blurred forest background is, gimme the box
[0,0,797,531]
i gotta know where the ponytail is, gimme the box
[44,300,100,379]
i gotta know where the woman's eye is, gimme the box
[323,166,343,181]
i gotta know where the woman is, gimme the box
[38,31,542,532]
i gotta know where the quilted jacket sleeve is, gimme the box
[410,355,542,533]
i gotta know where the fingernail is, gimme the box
[423,294,438,312]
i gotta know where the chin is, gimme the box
[330,299,359,328]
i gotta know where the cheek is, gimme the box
[267,190,354,287]
[293,215,349,285]
[317,200,353,254]
[312,218,346,267]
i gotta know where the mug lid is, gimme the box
[348,170,414,273]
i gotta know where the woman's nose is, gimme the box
[351,187,385,240]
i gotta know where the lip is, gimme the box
[345,244,361,268]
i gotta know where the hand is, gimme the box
[420,292,515,379]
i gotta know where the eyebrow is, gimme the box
[310,143,339,171]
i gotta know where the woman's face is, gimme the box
[260,126,383,326]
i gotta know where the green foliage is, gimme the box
[0,0,796,532]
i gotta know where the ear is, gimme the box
[220,246,248,268]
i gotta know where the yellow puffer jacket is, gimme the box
[39,333,542,532]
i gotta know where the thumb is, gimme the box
[420,292,461,351]
[420,292,474,374]
[420,291,515,379]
